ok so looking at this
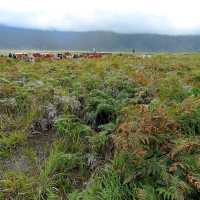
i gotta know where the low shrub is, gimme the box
[178,107,200,135]
[39,151,87,199]
[158,76,188,102]
[55,115,93,142]
[0,131,26,157]
[69,165,135,200]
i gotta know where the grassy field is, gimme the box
[1,53,200,199]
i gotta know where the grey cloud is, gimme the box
[0,10,198,35]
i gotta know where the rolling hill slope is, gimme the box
[1,25,200,52]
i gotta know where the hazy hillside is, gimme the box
[1,25,200,52]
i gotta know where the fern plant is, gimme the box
[178,107,200,135]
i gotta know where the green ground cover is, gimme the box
[1,54,200,199]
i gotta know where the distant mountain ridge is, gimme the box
[1,25,200,52]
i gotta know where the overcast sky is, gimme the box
[0,0,200,34]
